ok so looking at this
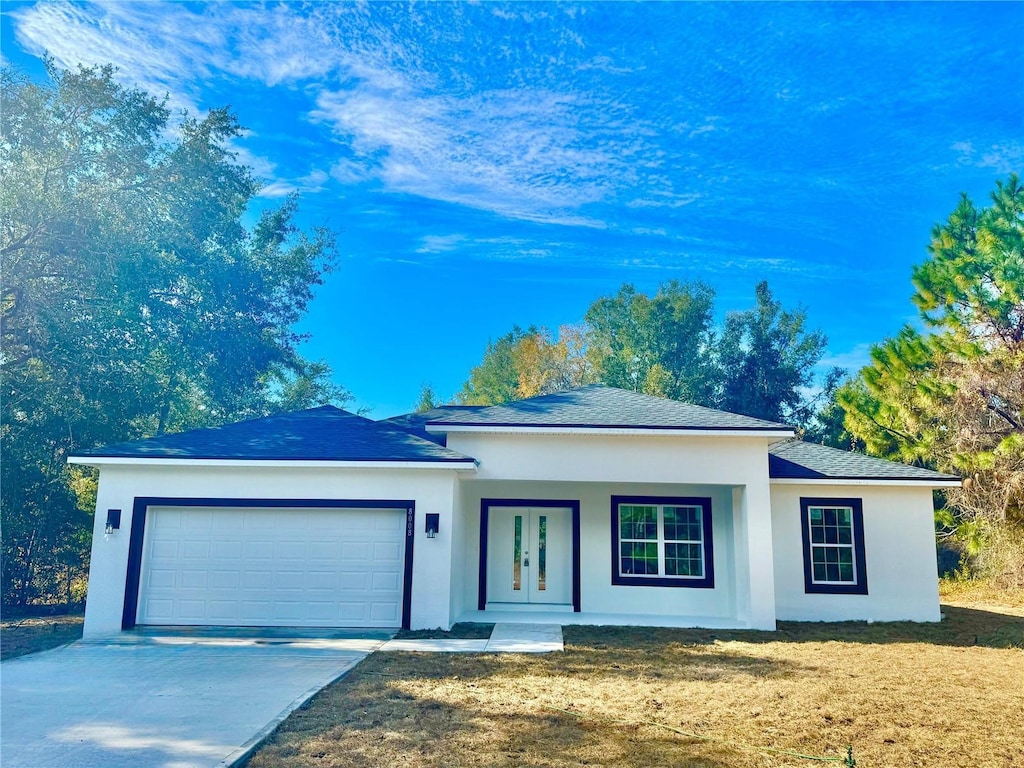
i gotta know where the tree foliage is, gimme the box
[839,174,1024,540]
[585,281,718,402]
[457,280,829,427]
[1,63,345,606]
[718,281,827,424]
[457,325,597,405]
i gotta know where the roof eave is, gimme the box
[67,456,478,470]
[426,424,795,437]
[770,476,961,487]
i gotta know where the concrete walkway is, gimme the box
[1,630,388,768]
[379,622,563,653]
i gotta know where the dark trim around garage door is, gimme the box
[123,497,417,632]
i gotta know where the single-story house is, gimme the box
[69,385,959,637]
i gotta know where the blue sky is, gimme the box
[4,1,1022,417]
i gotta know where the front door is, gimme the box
[486,507,572,606]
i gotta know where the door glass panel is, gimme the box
[513,515,522,591]
[537,515,547,590]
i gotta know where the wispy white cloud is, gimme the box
[951,138,1023,174]
[330,158,372,185]
[256,169,330,199]
[625,193,702,209]
[12,1,650,227]
[309,83,634,226]
[416,234,465,254]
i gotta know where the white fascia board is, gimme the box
[67,456,478,471]
[426,425,795,438]
[770,477,961,488]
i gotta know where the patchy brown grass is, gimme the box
[939,578,1024,611]
[1,613,84,660]
[246,603,1024,768]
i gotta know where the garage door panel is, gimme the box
[339,571,369,590]
[241,569,272,590]
[179,570,208,589]
[277,541,307,560]
[209,571,239,589]
[244,541,274,559]
[182,541,211,559]
[211,541,242,559]
[371,571,400,591]
[306,571,337,591]
[370,602,400,622]
[211,511,244,531]
[309,542,339,560]
[151,540,179,559]
[147,569,176,589]
[373,542,402,561]
[138,506,406,627]
[183,511,213,530]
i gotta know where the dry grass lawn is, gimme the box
[0,613,84,660]
[246,602,1023,768]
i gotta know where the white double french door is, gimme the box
[486,506,572,606]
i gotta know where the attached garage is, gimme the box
[125,500,415,629]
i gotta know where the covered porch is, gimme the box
[449,478,777,631]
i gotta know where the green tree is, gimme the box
[839,175,1023,575]
[414,384,439,412]
[1,63,341,606]
[584,281,718,403]
[457,325,596,405]
[718,281,827,425]
[802,367,857,448]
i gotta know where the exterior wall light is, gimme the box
[425,513,440,539]
[105,509,122,534]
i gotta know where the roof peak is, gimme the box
[427,385,794,432]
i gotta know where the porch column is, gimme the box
[734,482,777,629]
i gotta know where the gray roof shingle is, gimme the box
[427,385,793,432]
[380,406,489,446]
[74,406,475,463]
[768,439,960,482]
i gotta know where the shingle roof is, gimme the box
[427,385,793,432]
[380,406,489,446]
[73,406,475,463]
[768,440,960,482]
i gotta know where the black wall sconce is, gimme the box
[425,513,440,539]
[105,509,122,534]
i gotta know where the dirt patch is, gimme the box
[1,613,84,660]
[244,603,1024,768]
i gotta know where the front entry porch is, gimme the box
[454,478,777,631]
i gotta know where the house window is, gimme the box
[799,497,868,595]
[611,496,714,588]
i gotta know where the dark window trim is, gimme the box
[478,498,581,612]
[799,497,868,595]
[123,497,417,631]
[610,495,715,589]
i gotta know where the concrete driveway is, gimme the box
[0,629,389,768]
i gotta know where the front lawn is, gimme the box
[1,613,84,660]
[245,602,1023,768]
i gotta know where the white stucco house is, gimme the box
[69,385,959,638]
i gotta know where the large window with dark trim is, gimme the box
[611,496,714,588]
[799,497,868,595]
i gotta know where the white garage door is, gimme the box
[137,506,407,627]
